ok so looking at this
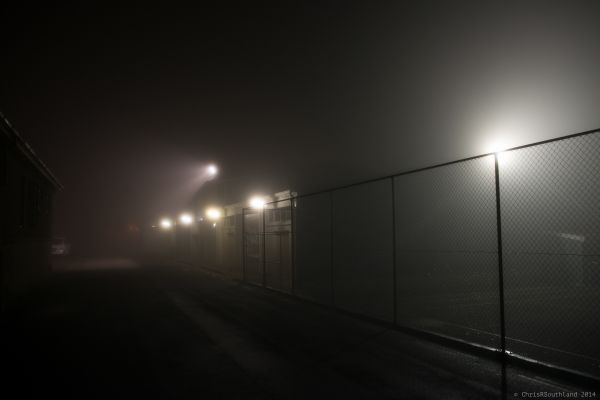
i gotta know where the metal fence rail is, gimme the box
[241,128,600,381]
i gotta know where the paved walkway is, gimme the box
[1,259,592,399]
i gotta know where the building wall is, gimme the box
[1,129,57,307]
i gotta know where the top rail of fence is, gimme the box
[245,126,600,210]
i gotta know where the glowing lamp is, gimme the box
[160,218,173,229]
[205,207,222,221]
[249,196,266,210]
[179,213,193,225]
[207,164,218,176]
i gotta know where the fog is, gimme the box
[1,1,599,255]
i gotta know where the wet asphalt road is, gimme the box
[1,259,593,399]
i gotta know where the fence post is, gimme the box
[391,176,397,325]
[241,207,246,282]
[290,197,296,295]
[262,206,266,287]
[494,153,506,355]
[330,191,335,306]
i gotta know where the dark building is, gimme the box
[0,112,61,308]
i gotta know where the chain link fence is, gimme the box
[243,207,263,286]
[500,134,600,376]
[394,155,501,349]
[239,130,599,380]
[263,200,293,293]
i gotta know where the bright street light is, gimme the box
[207,164,218,176]
[249,196,266,210]
[179,213,194,225]
[205,207,222,221]
[160,218,173,229]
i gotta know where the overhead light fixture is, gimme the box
[179,213,193,226]
[205,207,222,221]
[160,218,173,229]
[249,196,266,210]
[207,164,218,176]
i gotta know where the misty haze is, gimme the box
[1,1,599,399]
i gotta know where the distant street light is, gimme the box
[207,164,218,177]
[205,207,222,221]
[179,213,193,226]
[160,218,173,229]
[249,196,266,210]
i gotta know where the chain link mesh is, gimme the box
[264,200,293,293]
[243,208,263,286]
[294,193,333,304]
[500,134,600,376]
[238,132,600,378]
[394,155,500,348]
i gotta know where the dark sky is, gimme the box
[2,1,600,255]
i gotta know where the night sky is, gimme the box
[2,1,600,255]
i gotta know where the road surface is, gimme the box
[1,258,593,399]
